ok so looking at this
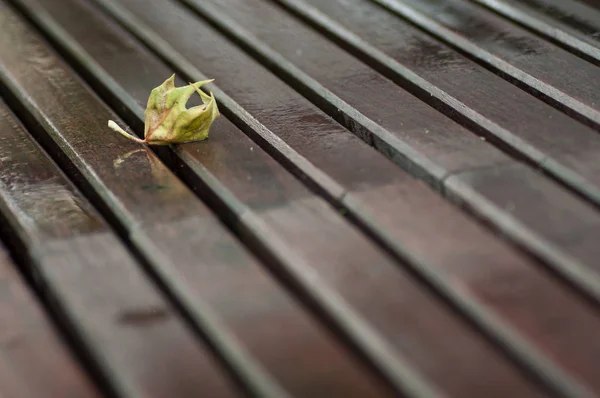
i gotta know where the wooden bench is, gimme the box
[0,0,599,396]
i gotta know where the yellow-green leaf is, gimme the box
[108,74,220,145]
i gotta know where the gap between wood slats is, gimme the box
[471,0,600,66]
[16,0,600,396]
[2,2,447,397]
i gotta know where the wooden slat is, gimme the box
[5,0,572,396]
[16,0,600,395]
[0,3,406,397]
[0,3,277,397]
[276,0,600,209]
[0,185,100,398]
[370,0,600,130]
[4,0,600,396]
[0,99,239,396]
[471,0,600,63]
[164,0,600,310]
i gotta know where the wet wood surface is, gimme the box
[0,0,600,396]
[0,126,100,398]
[7,0,557,396]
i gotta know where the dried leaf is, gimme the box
[108,74,220,145]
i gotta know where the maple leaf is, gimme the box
[108,74,219,145]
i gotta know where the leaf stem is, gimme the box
[108,120,146,144]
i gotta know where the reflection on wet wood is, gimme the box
[261,0,600,354]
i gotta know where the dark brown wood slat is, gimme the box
[7,0,600,394]
[47,0,596,386]
[22,0,600,395]
[0,185,100,398]
[471,0,600,64]
[168,0,600,324]
[277,0,600,210]
[372,0,600,130]
[0,4,403,398]
[394,0,599,119]
[0,100,239,397]
[9,0,569,397]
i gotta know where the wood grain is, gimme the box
[104,0,600,392]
